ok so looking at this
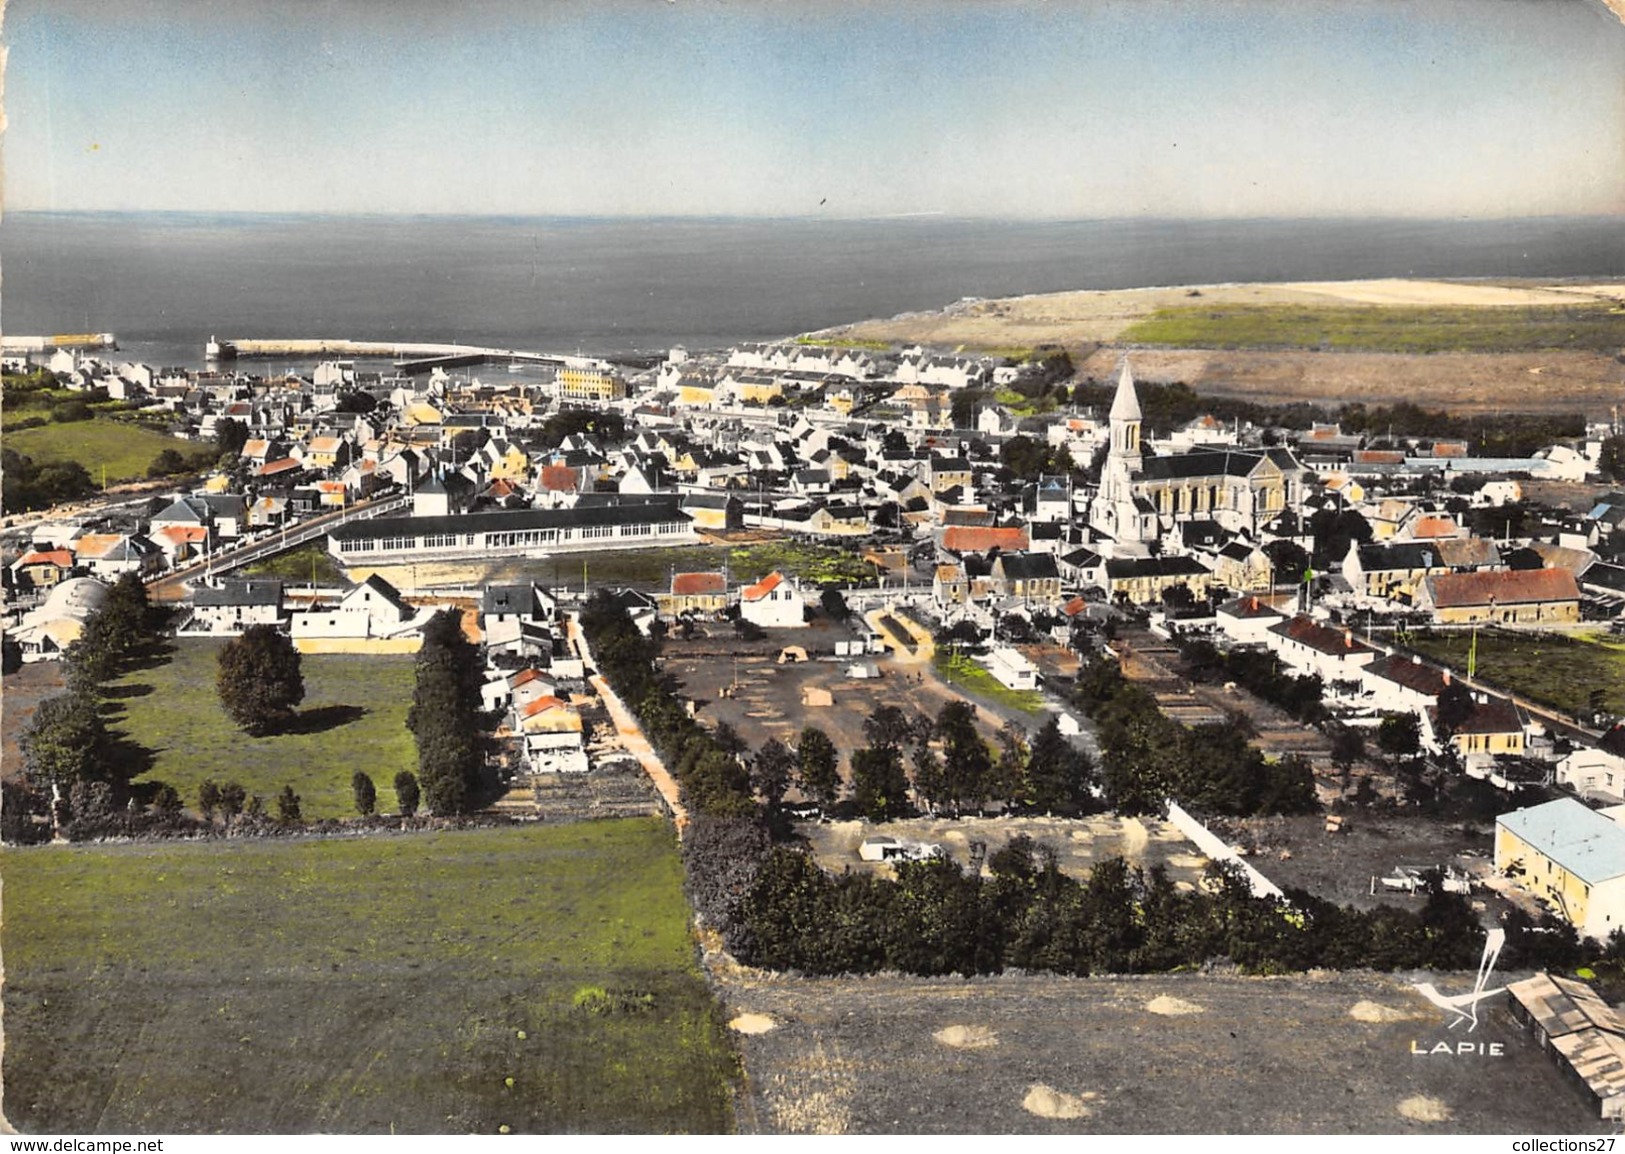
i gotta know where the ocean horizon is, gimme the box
[4,211,1622,368]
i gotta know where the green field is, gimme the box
[932,650,1046,715]
[1,820,738,1133]
[112,638,418,818]
[1120,304,1625,353]
[3,418,200,483]
[241,541,351,586]
[495,541,877,592]
[1402,629,1625,719]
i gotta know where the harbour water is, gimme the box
[3,212,1621,368]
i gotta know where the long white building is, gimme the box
[326,495,695,566]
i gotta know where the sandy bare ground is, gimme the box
[718,969,1606,1134]
[1075,346,1625,418]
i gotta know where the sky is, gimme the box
[2,0,1621,219]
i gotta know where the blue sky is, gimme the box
[3,0,1621,218]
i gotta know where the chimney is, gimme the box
[1344,629,1353,648]
[1443,670,1451,685]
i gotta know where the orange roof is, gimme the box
[1409,515,1459,539]
[1062,595,1089,617]
[510,668,544,688]
[485,478,516,498]
[672,572,726,596]
[539,465,579,491]
[17,549,73,568]
[941,525,1029,554]
[156,526,209,545]
[520,694,569,717]
[70,534,120,560]
[741,571,785,601]
[258,457,302,476]
[315,481,346,493]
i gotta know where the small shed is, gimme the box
[858,835,905,862]
[1507,973,1625,1120]
[846,662,879,680]
[777,645,810,664]
[802,686,834,707]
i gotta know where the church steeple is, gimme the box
[1108,359,1142,465]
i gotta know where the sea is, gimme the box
[2,212,1622,370]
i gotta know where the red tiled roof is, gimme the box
[258,458,302,476]
[1409,515,1459,539]
[1424,568,1580,609]
[1269,615,1377,656]
[941,525,1029,554]
[520,695,569,717]
[672,572,726,596]
[539,465,579,491]
[741,571,785,601]
[17,549,73,568]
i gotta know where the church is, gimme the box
[1088,361,1307,545]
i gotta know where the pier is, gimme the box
[208,337,610,374]
[1,332,118,354]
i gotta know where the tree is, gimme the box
[1025,717,1096,814]
[147,447,189,478]
[796,726,841,811]
[1436,681,1475,738]
[1599,434,1625,484]
[750,738,795,811]
[936,700,994,813]
[1329,724,1365,777]
[1377,712,1423,767]
[20,692,112,792]
[850,743,910,822]
[217,625,305,734]
[199,778,222,823]
[394,770,421,817]
[218,781,247,820]
[277,784,303,823]
[863,704,914,753]
[408,609,488,815]
[214,416,250,456]
[352,771,377,816]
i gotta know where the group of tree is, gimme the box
[407,609,494,815]
[1075,656,1318,817]
[217,625,306,734]
[1179,638,1328,725]
[732,835,1486,978]
[197,778,303,826]
[580,590,756,818]
[14,574,169,839]
[1,448,97,513]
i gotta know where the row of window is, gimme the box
[337,521,690,554]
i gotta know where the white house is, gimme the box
[1557,748,1625,804]
[289,575,426,643]
[189,579,286,634]
[739,571,807,629]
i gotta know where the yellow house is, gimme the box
[1416,569,1581,625]
[488,442,531,482]
[557,366,627,403]
[1496,798,1625,941]
[679,380,718,407]
[828,388,856,416]
[739,377,785,405]
[1447,693,1526,760]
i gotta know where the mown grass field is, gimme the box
[1,821,738,1133]
[2,418,199,483]
[933,650,1046,715]
[241,541,351,586]
[1401,629,1625,718]
[1120,304,1625,354]
[112,638,418,818]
